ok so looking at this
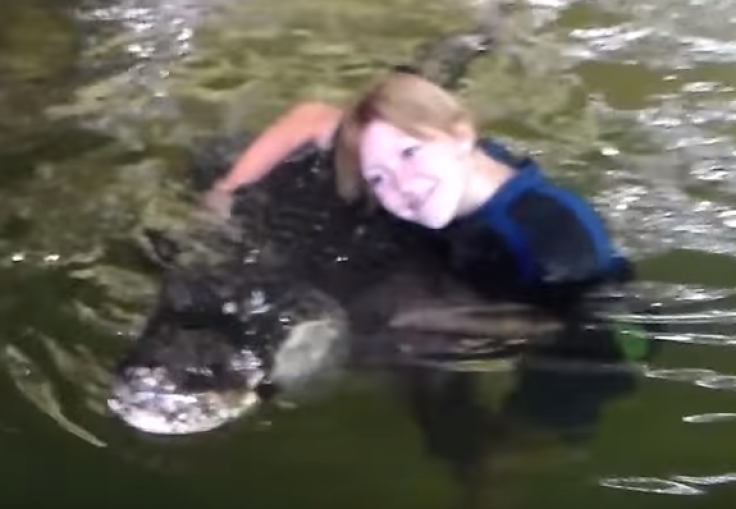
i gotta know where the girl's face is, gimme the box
[359,119,472,229]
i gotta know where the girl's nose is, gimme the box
[397,174,437,210]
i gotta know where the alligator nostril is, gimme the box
[255,380,278,401]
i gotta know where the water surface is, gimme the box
[2,0,736,507]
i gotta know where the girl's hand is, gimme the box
[202,183,234,220]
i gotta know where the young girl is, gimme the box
[204,70,631,297]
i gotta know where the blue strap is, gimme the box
[489,208,537,283]
[479,139,522,167]
[470,139,546,283]
[477,138,624,283]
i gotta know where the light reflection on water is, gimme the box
[600,473,736,496]
[600,476,705,496]
[548,1,736,261]
[683,413,736,423]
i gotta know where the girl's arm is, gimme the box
[213,101,343,193]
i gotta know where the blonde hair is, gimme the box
[333,71,472,203]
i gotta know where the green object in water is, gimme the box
[609,320,650,362]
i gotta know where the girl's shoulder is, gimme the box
[477,137,537,171]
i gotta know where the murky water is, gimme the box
[2,0,736,506]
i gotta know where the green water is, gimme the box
[3,0,736,506]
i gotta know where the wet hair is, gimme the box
[333,71,472,203]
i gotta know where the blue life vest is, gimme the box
[442,139,630,291]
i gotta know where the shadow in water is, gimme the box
[393,301,662,506]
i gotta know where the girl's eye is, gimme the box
[366,174,383,187]
[401,145,420,158]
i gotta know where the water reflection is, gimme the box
[673,473,736,486]
[63,0,209,139]
[600,477,704,496]
[0,1,80,147]
[560,1,736,259]
[393,303,655,505]
[601,473,736,496]
[647,367,736,392]
[682,413,736,423]
[1,344,106,448]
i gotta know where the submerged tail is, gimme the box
[397,0,513,89]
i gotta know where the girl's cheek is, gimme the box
[372,186,414,221]
[411,151,446,178]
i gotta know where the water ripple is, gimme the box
[646,368,716,383]
[597,183,736,257]
[611,309,736,325]
[647,368,736,392]
[557,0,736,258]
[683,413,736,423]
[654,333,736,346]
[600,472,736,495]
[50,0,221,142]
[569,0,736,66]
[1,344,106,448]
[696,375,736,391]
[672,473,736,485]
[599,477,704,496]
